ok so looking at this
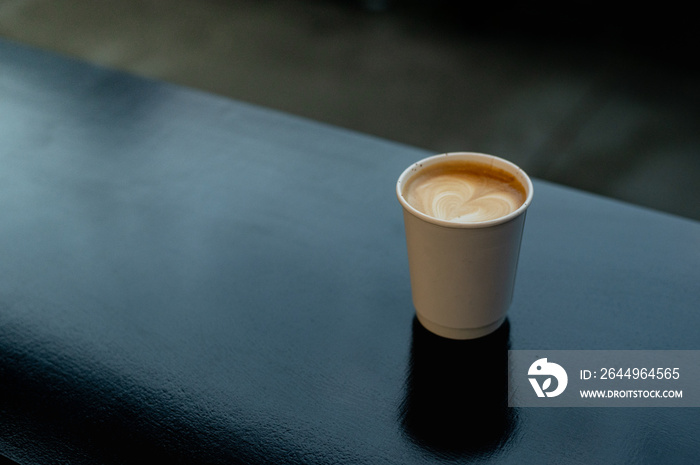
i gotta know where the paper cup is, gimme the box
[396,152,533,339]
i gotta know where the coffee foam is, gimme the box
[402,160,526,223]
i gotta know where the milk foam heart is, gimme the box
[402,161,526,223]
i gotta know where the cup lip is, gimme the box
[396,152,534,229]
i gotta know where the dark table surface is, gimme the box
[1,38,699,464]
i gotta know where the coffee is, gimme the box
[397,152,533,339]
[401,160,526,223]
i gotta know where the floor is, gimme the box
[0,0,698,220]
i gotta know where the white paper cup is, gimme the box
[396,152,533,339]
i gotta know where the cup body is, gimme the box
[396,152,533,339]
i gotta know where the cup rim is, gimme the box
[396,152,534,229]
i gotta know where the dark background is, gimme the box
[1,0,698,220]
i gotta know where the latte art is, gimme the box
[403,161,526,223]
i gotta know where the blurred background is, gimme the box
[0,0,698,220]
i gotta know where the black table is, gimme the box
[1,38,699,464]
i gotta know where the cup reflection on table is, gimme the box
[399,317,518,460]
